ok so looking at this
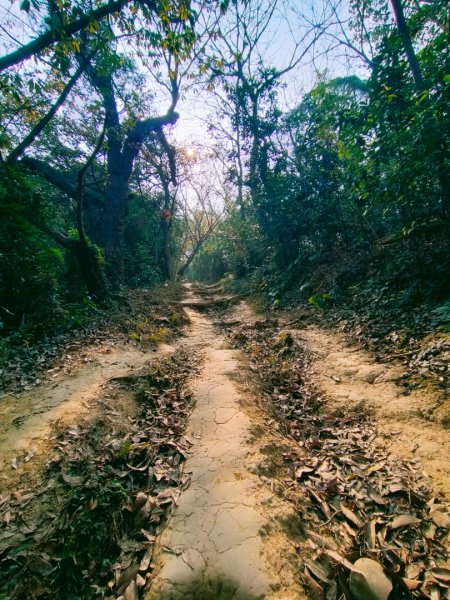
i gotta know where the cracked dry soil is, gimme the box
[147,298,304,600]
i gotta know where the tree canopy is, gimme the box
[0,0,449,333]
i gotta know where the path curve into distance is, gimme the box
[147,287,304,600]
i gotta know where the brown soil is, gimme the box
[0,341,175,488]
[1,287,449,600]
[296,327,450,498]
[147,290,306,600]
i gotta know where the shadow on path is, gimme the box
[150,575,261,600]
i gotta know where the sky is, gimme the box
[0,0,370,148]
[0,0,374,214]
[173,0,371,146]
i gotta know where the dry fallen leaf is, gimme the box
[340,504,364,529]
[405,563,424,580]
[324,550,355,572]
[123,580,138,600]
[349,558,393,600]
[402,578,421,591]
[139,548,153,572]
[305,559,332,584]
[61,472,84,487]
[116,564,140,593]
[295,466,315,479]
[388,514,421,530]
[430,505,450,529]
[430,567,450,583]
[364,520,377,549]
[303,567,325,600]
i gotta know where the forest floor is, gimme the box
[296,328,450,498]
[0,284,449,599]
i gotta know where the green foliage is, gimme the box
[1,0,450,341]
[198,0,450,313]
[191,203,268,283]
[0,166,72,335]
[308,293,332,309]
[124,194,164,288]
[0,165,110,343]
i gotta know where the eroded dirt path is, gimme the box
[148,294,304,600]
[298,327,450,498]
[0,342,174,484]
[2,287,449,599]
[0,287,305,599]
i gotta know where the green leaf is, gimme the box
[417,90,428,103]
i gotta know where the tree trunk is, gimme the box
[49,229,108,301]
[161,219,173,281]
[248,96,261,202]
[97,169,129,282]
[389,0,425,91]
[73,242,108,301]
[235,109,245,218]
[177,242,203,279]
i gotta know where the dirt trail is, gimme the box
[0,342,174,480]
[148,290,304,600]
[3,286,449,599]
[297,327,450,498]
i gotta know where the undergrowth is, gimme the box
[0,283,186,393]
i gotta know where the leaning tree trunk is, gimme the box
[389,0,425,91]
[177,249,197,280]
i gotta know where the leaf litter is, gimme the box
[217,315,450,600]
[0,348,200,599]
[0,287,188,395]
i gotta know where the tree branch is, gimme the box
[21,156,104,207]
[76,125,106,244]
[121,110,179,177]
[0,0,157,72]
[6,51,95,163]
